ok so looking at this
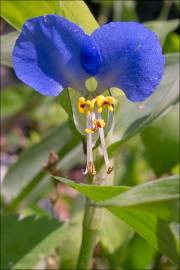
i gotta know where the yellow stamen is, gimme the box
[106,96,115,104]
[85,128,95,134]
[78,97,86,113]
[96,95,105,107]
[78,95,115,132]
[97,107,103,113]
[94,119,106,129]
[85,119,105,134]
[86,100,91,105]
[108,105,114,112]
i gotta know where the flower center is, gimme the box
[78,95,115,176]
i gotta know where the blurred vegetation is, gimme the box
[0,1,179,270]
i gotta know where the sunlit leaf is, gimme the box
[1,0,98,33]
[56,0,98,34]
[1,0,56,30]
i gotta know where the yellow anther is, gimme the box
[78,97,95,115]
[78,95,115,116]
[106,96,115,104]
[79,107,84,113]
[107,166,113,174]
[96,95,105,107]
[90,98,96,111]
[85,128,95,134]
[86,100,91,105]
[97,107,103,113]
[108,105,114,112]
[97,119,106,128]
[79,97,85,103]
[78,97,86,113]
[87,161,96,176]
[85,119,106,134]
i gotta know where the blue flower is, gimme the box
[13,15,165,176]
[13,15,164,102]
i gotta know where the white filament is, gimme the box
[84,114,93,174]
[96,113,110,170]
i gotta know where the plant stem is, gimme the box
[76,197,104,270]
[159,0,172,20]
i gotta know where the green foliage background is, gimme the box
[0,1,179,269]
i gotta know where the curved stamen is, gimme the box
[96,113,113,174]
[83,113,96,176]
[78,95,114,175]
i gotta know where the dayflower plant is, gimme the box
[13,14,164,176]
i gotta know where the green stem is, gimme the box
[76,197,104,270]
[159,0,172,20]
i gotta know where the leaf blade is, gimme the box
[98,176,180,222]
[53,175,180,263]
[53,176,130,202]
[1,0,98,33]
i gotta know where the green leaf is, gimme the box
[2,123,80,203]
[1,213,84,270]
[145,19,179,45]
[1,0,98,33]
[1,31,19,67]
[109,53,179,155]
[53,176,130,202]
[1,84,44,120]
[141,104,179,176]
[1,85,32,118]
[54,176,179,222]
[1,0,56,30]
[98,176,180,222]
[163,33,180,54]
[110,209,179,265]
[122,235,156,270]
[53,175,180,264]
[56,0,98,34]
[1,214,67,270]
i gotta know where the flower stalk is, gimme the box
[77,95,114,269]
[76,189,104,270]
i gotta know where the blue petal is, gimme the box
[13,15,93,96]
[80,35,102,76]
[91,22,165,102]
